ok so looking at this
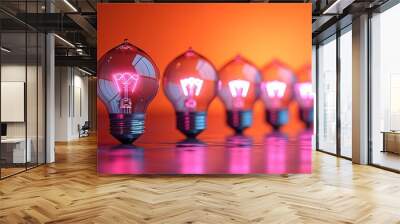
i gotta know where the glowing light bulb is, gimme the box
[260,60,296,130]
[294,64,314,128]
[218,56,261,134]
[163,48,218,138]
[98,39,160,144]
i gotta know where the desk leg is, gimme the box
[382,133,386,153]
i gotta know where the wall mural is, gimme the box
[97,3,313,174]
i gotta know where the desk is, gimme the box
[1,138,31,163]
[382,131,400,154]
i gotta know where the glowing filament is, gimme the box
[180,77,204,109]
[297,83,313,100]
[265,81,287,98]
[229,80,250,98]
[113,73,139,113]
[180,77,203,97]
[113,73,139,97]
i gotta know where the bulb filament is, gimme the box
[180,77,203,109]
[228,80,250,109]
[265,81,287,99]
[297,83,313,100]
[113,72,139,113]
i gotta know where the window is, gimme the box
[0,2,46,179]
[317,36,337,154]
[339,28,352,158]
[371,3,400,171]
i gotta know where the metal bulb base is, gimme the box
[226,110,253,134]
[109,113,145,144]
[265,109,289,130]
[299,107,313,128]
[176,112,206,138]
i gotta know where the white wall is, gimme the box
[55,66,69,141]
[55,67,89,141]
[1,65,40,138]
[71,72,89,138]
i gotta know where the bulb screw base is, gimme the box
[109,113,145,144]
[176,112,207,138]
[226,110,253,134]
[299,107,313,128]
[265,109,289,130]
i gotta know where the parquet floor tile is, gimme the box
[1,136,400,223]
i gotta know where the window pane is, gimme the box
[371,4,400,171]
[1,31,27,177]
[340,29,352,158]
[318,37,337,154]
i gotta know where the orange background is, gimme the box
[97,3,312,145]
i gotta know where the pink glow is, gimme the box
[113,73,139,96]
[184,99,197,109]
[98,148,143,174]
[264,81,287,98]
[229,148,250,174]
[296,83,313,100]
[228,80,250,97]
[179,148,205,174]
[264,134,287,174]
[180,77,203,96]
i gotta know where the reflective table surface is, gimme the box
[98,129,312,175]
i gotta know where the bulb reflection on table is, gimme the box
[264,132,289,174]
[97,131,312,174]
[98,144,144,174]
[226,135,253,174]
[297,129,313,173]
[176,139,206,174]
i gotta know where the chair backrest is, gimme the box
[82,121,90,129]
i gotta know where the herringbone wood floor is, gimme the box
[1,135,400,224]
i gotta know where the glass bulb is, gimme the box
[98,39,160,144]
[163,48,218,138]
[295,64,314,128]
[218,55,261,134]
[260,59,296,130]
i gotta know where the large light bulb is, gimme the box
[98,39,159,144]
[218,55,261,134]
[163,48,218,138]
[294,64,314,128]
[260,60,296,130]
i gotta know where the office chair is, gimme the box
[79,121,90,138]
